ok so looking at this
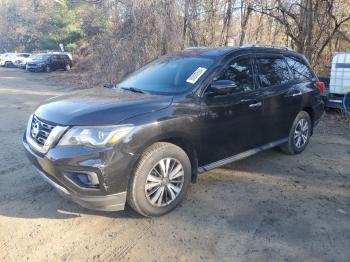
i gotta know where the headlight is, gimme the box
[58,125,134,147]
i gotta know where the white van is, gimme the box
[324,52,350,108]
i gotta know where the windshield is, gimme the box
[31,54,50,60]
[117,56,215,94]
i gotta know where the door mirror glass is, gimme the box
[208,80,237,95]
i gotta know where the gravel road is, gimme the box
[0,67,349,262]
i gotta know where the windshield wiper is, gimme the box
[120,87,146,94]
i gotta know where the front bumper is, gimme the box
[22,135,133,212]
[36,167,126,211]
[26,64,45,72]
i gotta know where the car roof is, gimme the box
[178,45,301,58]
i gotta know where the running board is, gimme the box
[197,138,288,173]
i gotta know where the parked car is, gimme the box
[26,53,72,72]
[0,53,30,67]
[23,45,324,217]
[0,53,15,67]
[13,53,31,68]
[322,52,350,109]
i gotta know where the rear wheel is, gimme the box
[45,65,51,73]
[127,142,191,217]
[65,64,71,71]
[5,62,12,67]
[280,111,312,155]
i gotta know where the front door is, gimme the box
[198,55,265,166]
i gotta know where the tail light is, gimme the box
[314,81,325,94]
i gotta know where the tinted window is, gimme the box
[217,58,254,93]
[60,55,68,60]
[285,56,314,81]
[118,56,214,94]
[50,55,59,61]
[256,57,292,87]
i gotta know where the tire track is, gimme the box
[0,163,31,176]
[106,220,152,261]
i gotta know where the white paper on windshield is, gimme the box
[186,67,207,84]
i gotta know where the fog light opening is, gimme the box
[77,172,99,187]
[65,171,100,189]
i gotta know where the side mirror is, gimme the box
[207,80,237,96]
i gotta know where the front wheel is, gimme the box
[127,142,191,217]
[65,64,71,71]
[280,111,312,155]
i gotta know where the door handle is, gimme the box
[249,101,262,108]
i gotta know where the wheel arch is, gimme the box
[159,137,199,183]
[301,107,314,134]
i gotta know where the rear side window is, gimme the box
[60,55,68,60]
[217,57,254,93]
[256,57,292,87]
[51,55,59,61]
[285,56,315,81]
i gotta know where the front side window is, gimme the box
[117,56,215,94]
[216,57,254,93]
[256,57,292,87]
[285,56,315,81]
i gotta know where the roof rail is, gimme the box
[184,46,209,50]
[241,43,293,51]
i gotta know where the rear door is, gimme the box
[254,54,301,143]
[52,55,61,69]
[60,55,68,69]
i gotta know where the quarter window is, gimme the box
[285,56,314,81]
[217,58,254,93]
[256,57,292,87]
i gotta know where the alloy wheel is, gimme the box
[145,158,184,207]
[294,118,309,148]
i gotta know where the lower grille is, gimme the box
[30,115,56,145]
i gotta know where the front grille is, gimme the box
[27,63,37,67]
[30,115,56,145]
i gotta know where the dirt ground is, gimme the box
[0,67,349,262]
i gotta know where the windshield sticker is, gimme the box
[186,67,207,84]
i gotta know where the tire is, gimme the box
[65,64,71,71]
[45,65,51,73]
[5,62,11,68]
[280,111,312,155]
[127,142,191,217]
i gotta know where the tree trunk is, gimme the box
[182,0,190,48]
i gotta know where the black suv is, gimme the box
[23,46,324,217]
[26,53,72,72]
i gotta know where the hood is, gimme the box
[34,88,173,126]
